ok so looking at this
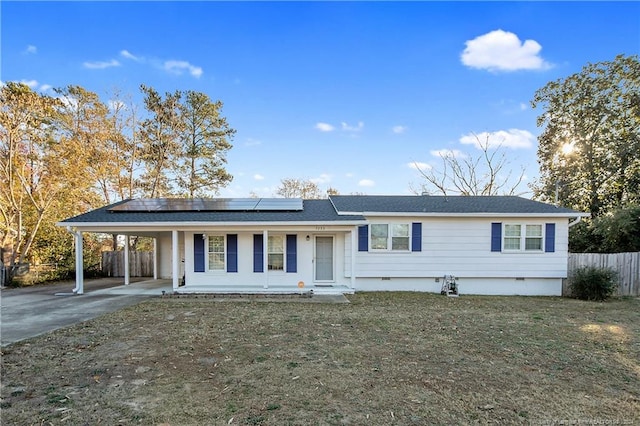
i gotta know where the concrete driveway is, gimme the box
[1,278,171,347]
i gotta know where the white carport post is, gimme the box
[153,237,158,280]
[263,230,269,289]
[73,228,84,295]
[172,230,179,291]
[124,235,130,285]
[351,227,357,290]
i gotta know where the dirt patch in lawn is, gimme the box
[2,293,639,425]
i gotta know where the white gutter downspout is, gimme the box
[568,216,583,228]
[65,226,84,295]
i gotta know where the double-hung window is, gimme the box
[208,235,225,271]
[503,224,543,251]
[268,235,284,270]
[370,224,410,251]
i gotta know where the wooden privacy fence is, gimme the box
[565,252,640,296]
[102,251,153,277]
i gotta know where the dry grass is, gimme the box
[2,293,639,425]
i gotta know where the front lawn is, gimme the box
[1,293,639,425]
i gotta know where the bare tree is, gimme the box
[275,178,323,199]
[412,134,527,196]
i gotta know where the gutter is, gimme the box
[568,216,583,228]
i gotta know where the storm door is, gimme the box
[314,236,334,282]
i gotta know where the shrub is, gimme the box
[569,266,618,301]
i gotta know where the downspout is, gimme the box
[568,216,583,228]
[65,226,84,294]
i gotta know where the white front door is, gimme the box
[314,236,334,282]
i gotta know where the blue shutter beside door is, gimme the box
[227,234,238,272]
[253,234,264,273]
[358,225,368,251]
[194,234,205,272]
[411,222,422,252]
[286,234,297,273]
[491,223,502,252]
[545,223,556,253]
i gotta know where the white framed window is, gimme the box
[268,235,284,270]
[370,223,410,251]
[208,235,225,271]
[503,224,543,252]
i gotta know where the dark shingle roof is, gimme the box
[329,195,586,215]
[61,199,365,224]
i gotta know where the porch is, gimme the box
[91,278,353,296]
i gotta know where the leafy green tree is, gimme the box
[570,204,640,253]
[532,54,640,217]
[176,91,235,197]
[139,85,183,198]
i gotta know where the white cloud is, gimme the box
[358,179,375,187]
[310,173,332,185]
[253,174,265,181]
[392,125,407,134]
[408,162,431,171]
[24,45,37,54]
[120,50,142,61]
[39,84,53,92]
[341,121,364,132]
[163,60,203,78]
[20,79,39,88]
[345,172,354,178]
[460,129,534,149]
[430,149,466,158]
[519,103,528,111]
[245,138,262,146]
[315,122,335,132]
[83,59,121,69]
[461,29,551,72]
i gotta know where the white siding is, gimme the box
[183,231,351,290]
[350,217,569,295]
[355,277,562,296]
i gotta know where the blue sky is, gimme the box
[2,1,639,198]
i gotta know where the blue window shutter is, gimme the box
[358,225,368,251]
[491,223,502,252]
[227,234,238,272]
[411,222,422,252]
[253,234,264,273]
[194,234,205,272]
[545,223,556,253]
[286,234,297,273]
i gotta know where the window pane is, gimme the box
[209,253,224,270]
[268,254,284,270]
[392,224,409,237]
[208,236,224,252]
[392,237,409,250]
[371,224,388,238]
[268,236,284,253]
[505,225,521,237]
[504,237,520,250]
[526,225,542,237]
[371,237,388,250]
[525,238,542,250]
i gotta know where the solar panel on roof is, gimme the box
[109,198,303,212]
